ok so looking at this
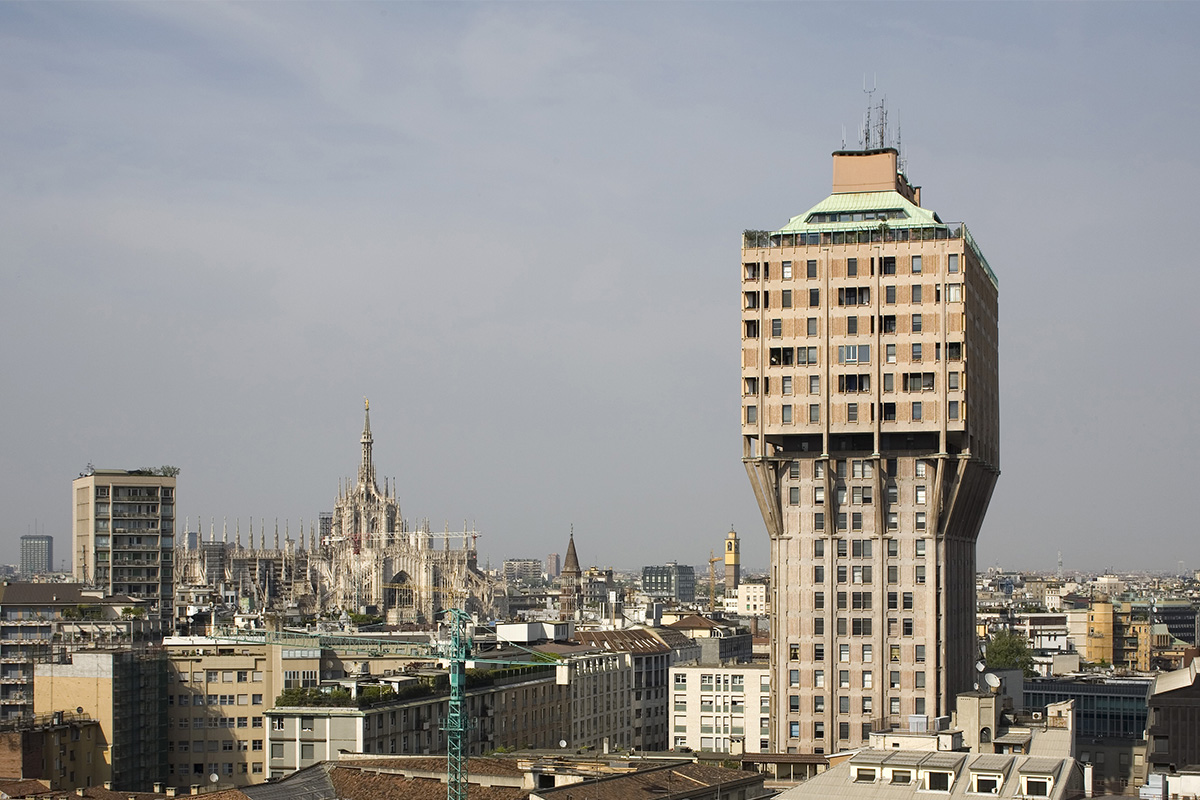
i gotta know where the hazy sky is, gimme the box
[2,2,1198,574]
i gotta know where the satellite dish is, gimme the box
[559,740,567,749]
[76,707,83,714]
[984,673,1002,693]
[209,774,219,783]
[975,660,986,673]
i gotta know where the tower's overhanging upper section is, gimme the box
[753,147,997,289]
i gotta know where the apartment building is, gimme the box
[34,650,168,791]
[537,644,633,752]
[162,637,276,787]
[72,469,177,621]
[0,583,157,720]
[741,146,1000,753]
[670,662,770,754]
[264,665,564,777]
[575,628,688,752]
[0,712,105,790]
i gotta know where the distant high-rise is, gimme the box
[740,146,999,753]
[546,552,561,579]
[19,535,53,577]
[72,468,176,620]
[641,563,696,603]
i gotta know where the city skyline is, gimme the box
[2,3,1199,573]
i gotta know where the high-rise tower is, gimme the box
[740,147,999,754]
[72,468,177,620]
[20,534,53,577]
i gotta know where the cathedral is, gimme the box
[175,402,497,625]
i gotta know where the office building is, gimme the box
[20,535,53,577]
[642,563,696,603]
[741,145,1000,753]
[72,469,177,620]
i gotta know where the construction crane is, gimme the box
[437,609,554,800]
[214,609,542,800]
[708,549,722,613]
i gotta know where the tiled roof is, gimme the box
[663,615,723,631]
[337,756,524,778]
[330,766,525,800]
[574,629,668,654]
[242,759,527,800]
[0,780,52,798]
[535,762,759,800]
[0,584,88,605]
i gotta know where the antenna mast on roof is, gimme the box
[876,95,888,150]
[861,74,876,149]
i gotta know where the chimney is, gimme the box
[190,786,200,795]
[154,784,164,794]
[166,790,177,798]
[75,790,85,797]
[103,783,112,790]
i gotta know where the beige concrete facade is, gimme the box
[72,471,176,621]
[34,650,168,790]
[162,638,275,788]
[670,662,770,754]
[741,148,999,755]
[0,712,105,789]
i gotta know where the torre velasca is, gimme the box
[740,146,999,754]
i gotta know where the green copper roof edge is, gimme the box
[963,225,998,289]
[774,190,939,233]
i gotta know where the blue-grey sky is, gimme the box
[2,2,1198,574]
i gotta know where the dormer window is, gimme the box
[1022,776,1051,797]
[924,771,952,792]
[854,768,877,783]
[971,772,1002,794]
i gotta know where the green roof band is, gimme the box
[776,191,941,233]
[745,188,998,289]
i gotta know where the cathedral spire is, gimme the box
[360,398,376,491]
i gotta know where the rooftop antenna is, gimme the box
[876,95,888,150]
[896,110,906,175]
[1057,551,1064,581]
[861,74,876,149]
[841,124,847,150]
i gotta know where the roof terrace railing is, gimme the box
[742,222,998,289]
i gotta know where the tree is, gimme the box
[985,629,1035,677]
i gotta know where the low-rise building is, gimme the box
[264,664,565,778]
[774,749,1083,799]
[0,711,105,789]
